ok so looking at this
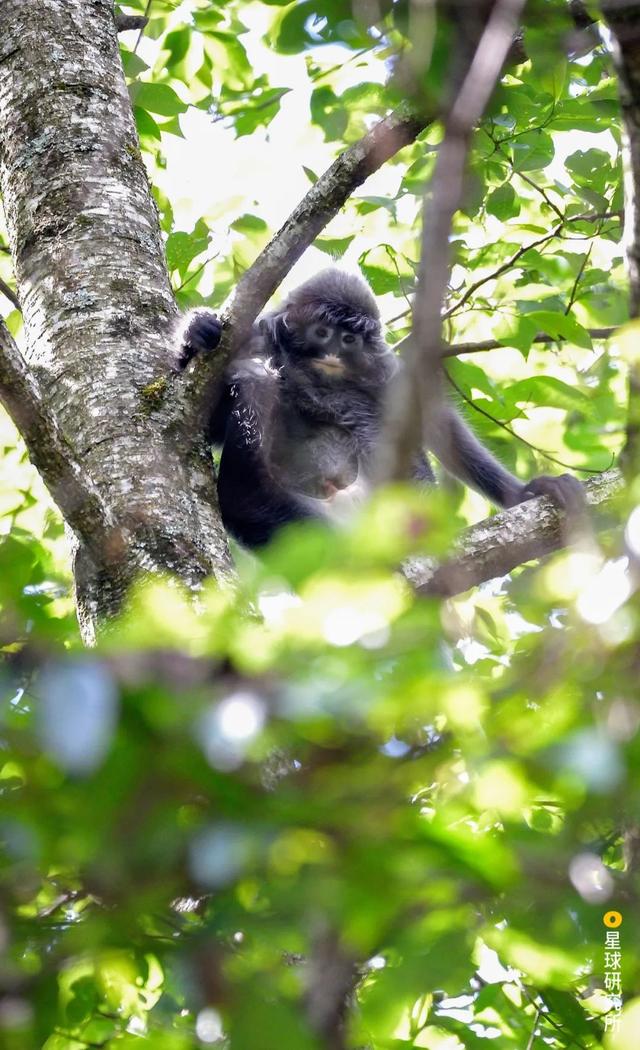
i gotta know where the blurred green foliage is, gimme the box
[0,0,639,1047]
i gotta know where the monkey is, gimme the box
[177,268,584,548]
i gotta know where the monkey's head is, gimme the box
[260,268,397,385]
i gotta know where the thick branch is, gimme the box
[180,105,434,431]
[115,14,149,32]
[227,105,433,335]
[404,469,620,597]
[0,320,119,560]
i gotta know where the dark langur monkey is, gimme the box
[177,269,583,548]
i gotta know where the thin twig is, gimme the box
[133,0,152,54]
[441,326,617,356]
[445,370,598,472]
[565,240,593,314]
[173,252,220,293]
[210,88,290,126]
[517,168,565,220]
[386,210,621,328]
[525,1007,540,1050]
[483,126,564,220]
[442,223,564,321]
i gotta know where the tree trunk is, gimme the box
[0,0,231,642]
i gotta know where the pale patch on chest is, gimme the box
[270,418,361,500]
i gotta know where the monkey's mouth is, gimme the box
[311,355,345,375]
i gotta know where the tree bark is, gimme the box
[404,469,620,597]
[0,0,231,641]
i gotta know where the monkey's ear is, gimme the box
[258,310,289,350]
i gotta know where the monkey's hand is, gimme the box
[176,309,223,369]
[518,473,585,513]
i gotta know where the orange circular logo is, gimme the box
[603,911,623,928]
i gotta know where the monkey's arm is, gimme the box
[217,434,319,547]
[428,406,584,510]
[176,308,233,444]
[217,360,320,547]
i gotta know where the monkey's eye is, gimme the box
[314,325,330,339]
[342,333,356,345]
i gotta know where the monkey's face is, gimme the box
[291,321,368,379]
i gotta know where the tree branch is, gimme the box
[441,326,618,357]
[180,104,435,430]
[0,277,21,313]
[404,468,620,597]
[227,105,434,336]
[115,14,149,33]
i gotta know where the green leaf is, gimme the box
[315,235,356,256]
[157,114,185,138]
[268,0,371,54]
[310,85,348,142]
[565,148,612,188]
[526,310,593,348]
[131,82,188,116]
[486,182,521,221]
[512,130,554,172]
[120,48,149,79]
[354,195,397,216]
[162,27,190,68]
[134,106,161,140]
[202,32,252,91]
[540,988,598,1038]
[493,315,539,355]
[234,88,289,136]
[231,214,269,235]
[359,245,413,295]
[508,375,589,411]
[192,9,225,30]
[166,221,209,277]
